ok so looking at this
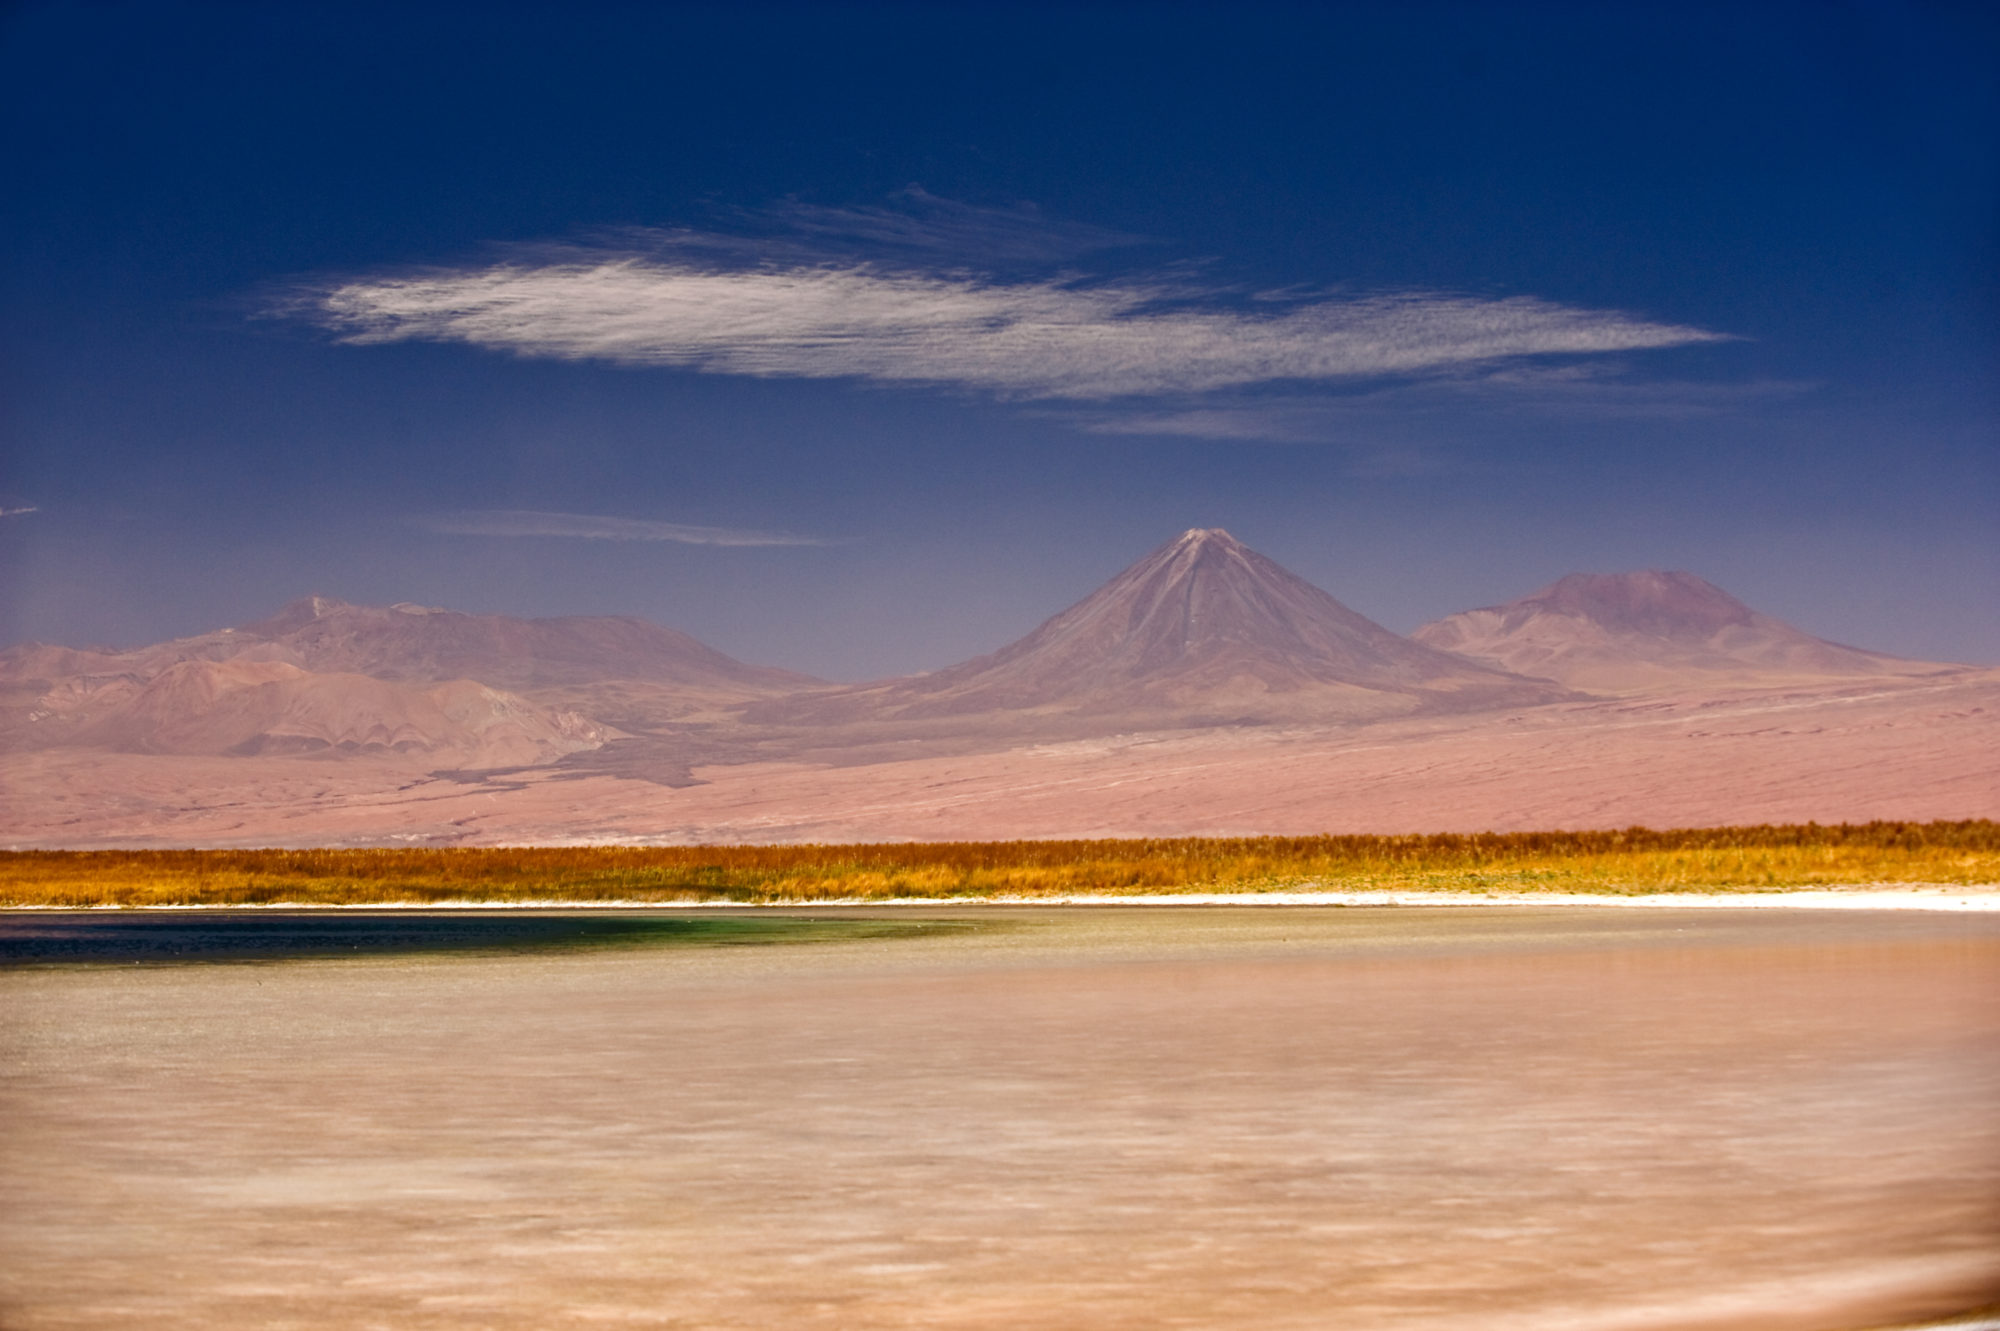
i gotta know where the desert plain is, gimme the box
[6,669,1992,847]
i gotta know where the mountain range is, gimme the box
[2,528,1964,767]
[4,529,1987,845]
[0,597,813,763]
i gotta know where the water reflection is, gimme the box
[0,909,966,964]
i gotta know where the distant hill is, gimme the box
[1412,570,1959,692]
[7,556,1970,781]
[0,597,816,759]
[748,529,1568,732]
[76,658,608,765]
[233,597,819,696]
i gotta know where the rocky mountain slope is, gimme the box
[76,658,607,765]
[234,597,818,696]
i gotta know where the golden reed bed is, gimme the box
[2,821,1995,907]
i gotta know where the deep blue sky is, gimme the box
[4,1,1995,677]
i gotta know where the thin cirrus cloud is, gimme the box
[278,212,1732,403]
[721,186,1151,265]
[417,510,829,547]
[0,505,39,518]
[1077,371,1817,442]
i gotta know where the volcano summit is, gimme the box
[750,529,1569,733]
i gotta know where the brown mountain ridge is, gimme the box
[238,597,818,695]
[1413,570,1960,692]
[78,658,608,766]
[3,535,1975,775]
[0,598,818,760]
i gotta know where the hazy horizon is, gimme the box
[3,3,1995,677]
[10,531,1990,685]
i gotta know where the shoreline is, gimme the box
[6,885,1998,912]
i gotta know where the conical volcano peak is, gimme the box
[1152,527,1250,571]
[1032,528,1531,695]
[750,528,1567,730]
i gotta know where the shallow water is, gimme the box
[2,906,1996,1330]
[0,909,962,965]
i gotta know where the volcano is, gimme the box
[752,529,1568,731]
[1412,570,1957,692]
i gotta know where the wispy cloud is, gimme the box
[295,261,1725,401]
[417,510,828,547]
[1076,371,1815,442]
[273,200,1730,403]
[734,186,1148,265]
[0,505,38,518]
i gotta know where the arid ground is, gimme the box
[3,906,1996,1331]
[6,673,1992,847]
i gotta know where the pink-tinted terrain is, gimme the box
[3,530,1991,845]
[1413,569,1948,692]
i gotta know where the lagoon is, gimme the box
[2,906,1996,1329]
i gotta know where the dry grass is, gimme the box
[1,822,1995,907]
